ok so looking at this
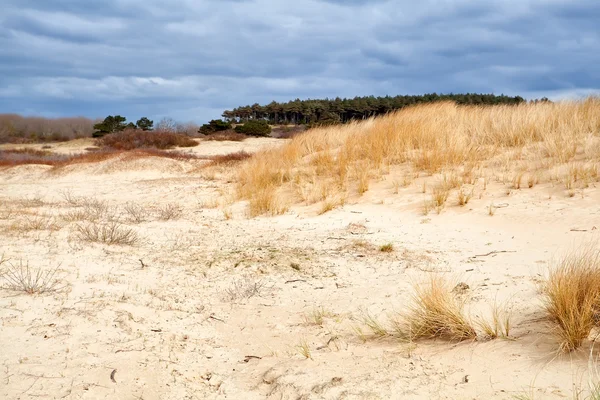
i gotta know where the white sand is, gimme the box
[1,138,600,399]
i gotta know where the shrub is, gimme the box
[199,119,232,135]
[96,129,198,150]
[234,120,272,137]
[201,131,247,142]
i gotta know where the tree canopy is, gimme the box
[93,115,154,137]
[136,117,154,131]
[221,93,527,125]
[93,115,128,137]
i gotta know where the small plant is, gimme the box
[156,203,183,220]
[123,202,147,223]
[422,199,433,216]
[222,207,233,220]
[432,184,450,213]
[296,338,312,359]
[223,277,266,302]
[476,301,512,339]
[359,310,389,338]
[75,221,139,245]
[304,307,329,326]
[379,243,394,253]
[457,187,473,206]
[0,259,62,294]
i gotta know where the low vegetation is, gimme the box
[0,258,62,295]
[234,120,272,137]
[96,129,198,149]
[543,246,600,352]
[0,148,200,167]
[75,221,139,245]
[236,98,600,216]
[400,275,477,341]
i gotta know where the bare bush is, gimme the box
[123,202,148,223]
[0,259,63,294]
[223,277,266,302]
[75,221,139,245]
[156,203,183,221]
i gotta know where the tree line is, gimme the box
[221,93,531,126]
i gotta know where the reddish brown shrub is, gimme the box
[0,148,201,168]
[201,131,248,142]
[205,151,252,166]
[97,129,199,150]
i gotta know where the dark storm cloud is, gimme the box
[0,0,598,122]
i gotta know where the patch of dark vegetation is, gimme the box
[201,131,248,142]
[96,129,198,150]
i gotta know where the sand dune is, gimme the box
[2,129,600,399]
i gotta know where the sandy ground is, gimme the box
[2,138,600,399]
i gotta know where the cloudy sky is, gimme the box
[1,0,599,123]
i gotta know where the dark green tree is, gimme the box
[221,93,530,126]
[136,117,154,131]
[92,115,127,138]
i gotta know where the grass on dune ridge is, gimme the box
[236,98,600,216]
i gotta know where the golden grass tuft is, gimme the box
[542,246,600,352]
[476,301,512,340]
[401,275,477,341]
[236,98,600,216]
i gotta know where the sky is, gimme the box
[1,0,599,123]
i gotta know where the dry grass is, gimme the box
[304,307,329,326]
[379,243,394,253]
[223,277,266,302]
[75,221,139,245]
[542,246,600,352]
[156,203,183,221]
[123,202,147,223]
[476,301,512,339]
[296,338,312,359]
[400,275,477,341]
[236,98,600,215]
[0,258,62,294]
[457,187,474,206]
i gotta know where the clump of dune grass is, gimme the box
[75,221,139,245]
[542,246,600,352]
[236,98,600,216]
[400,275,477,341]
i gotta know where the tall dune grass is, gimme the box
[237,98,600,216]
